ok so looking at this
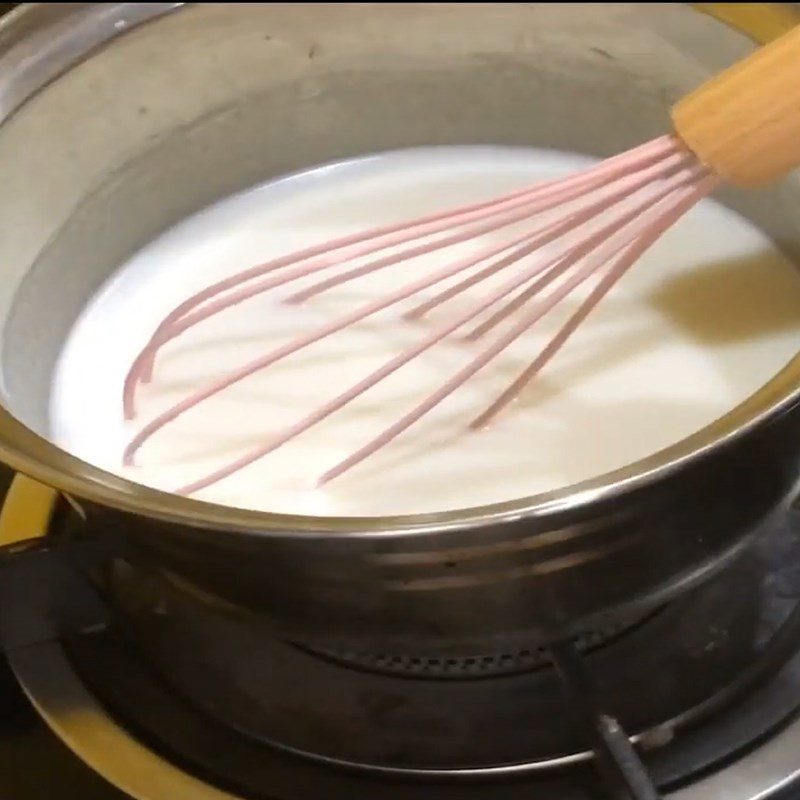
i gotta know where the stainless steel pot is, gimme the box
[1,3,800,653]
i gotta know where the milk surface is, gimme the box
[50,147,800,515]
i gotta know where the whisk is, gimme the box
[122,25,800,495]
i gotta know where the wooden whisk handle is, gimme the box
[671,23,800,186]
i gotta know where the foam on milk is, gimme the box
[49,147,800,516]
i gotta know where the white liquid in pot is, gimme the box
[50,147,800,516]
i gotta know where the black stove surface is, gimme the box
[0,655,126,800]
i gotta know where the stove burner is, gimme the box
[301,616,643,679]
[6,481,800,799]
[77,510,800,791]
[9,590,799,800]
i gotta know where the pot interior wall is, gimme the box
[0,3,798,437]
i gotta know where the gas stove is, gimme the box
[3,474,800,800]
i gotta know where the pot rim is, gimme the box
[1,1,799,539]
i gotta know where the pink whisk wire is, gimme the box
[120,135,721,494]
[122,135,677,417]
[322,174,721,486]
[122,147,689,463]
